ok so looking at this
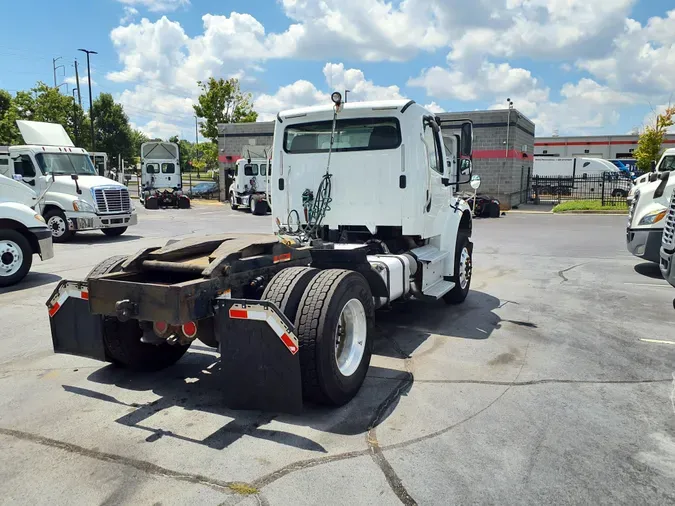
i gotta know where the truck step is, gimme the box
[422,279,455,299]
[410,245,450,264]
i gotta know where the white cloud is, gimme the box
[423,102,444,113]
[116,0,189,13]
[254,62,405,121]
[131,119,182,140]
[120,6,138,24]
[64,76,97,87]
[577,10,675,97]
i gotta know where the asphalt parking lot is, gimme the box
[1,204,674,505]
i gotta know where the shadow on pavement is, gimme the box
[68,234,143,245]
[0,272,61,294]
[62,289,503,453]
[634,262,664,280]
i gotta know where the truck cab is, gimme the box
[0,173,54,286]
[628,148,675,205]
[0,121,137,242]
[229,157,271,215]
[627,171,674,263]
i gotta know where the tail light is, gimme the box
[182,321,198,339]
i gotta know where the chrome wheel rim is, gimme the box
[335,298,367,377]
[0,240,24,277]
[251,199,256,212]
[459,247,472,290]
[48,215,66,238]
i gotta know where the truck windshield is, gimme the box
[284,117,401,153]
[657,155,675,172]
[36,153,97,176]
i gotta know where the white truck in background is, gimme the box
[229,157,271,215]
[0,173,53,287]
[139,141,190,209]
[533,157,632,197]
[627,170,675,263]
[0,121,137,242]
[628,148,675,205]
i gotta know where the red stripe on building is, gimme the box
[219,155,243,163]
[534,140,675,147]
[472,149,528,160]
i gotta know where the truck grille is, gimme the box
[663,189,675,250]
[627,191,639,228]
[93,187,131,214]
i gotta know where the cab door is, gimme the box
[422,119,448,238]
[13,152,40,190]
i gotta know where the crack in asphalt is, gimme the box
[4,360,670,504]
[0,427,258,498]
[557,263,586,283]
[365,334,417,505]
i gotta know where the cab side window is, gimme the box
[16,155,37,178]
[423,124,442,174]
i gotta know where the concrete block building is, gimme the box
[218,107,535,207]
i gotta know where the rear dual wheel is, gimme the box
[264,267,374,406]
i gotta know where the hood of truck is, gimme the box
[17,120,75,147]
[0,174,38,208]
[630,176,675,229]
[47,175,128,203]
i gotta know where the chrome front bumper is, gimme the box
[65,212,138,231]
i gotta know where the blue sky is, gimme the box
[1,0,674,139]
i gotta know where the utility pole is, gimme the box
[74,60,82,109]
[78,49,98,158]
[194,116,200,177]
[52,56,64,89]
[72,89,80,146]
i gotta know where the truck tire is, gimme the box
[295,269,374,406]
[86,255,189,371]
[262,267,320,323]
[45,208,74,243]
[102,227,127,237]
[86,255,127,279]
[230,193,239,210]
[0,229,33,287]
[443,233,473,305]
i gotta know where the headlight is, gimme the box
[72,199,96,213]
[638,209,667,226]
[34,214,46,223]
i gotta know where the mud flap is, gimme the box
[214,297,303,414]
[46,281,106,361]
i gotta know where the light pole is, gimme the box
[344,89,351,103]
[78,48,98,157]
[52,57,65,89]
[505,98,514,157]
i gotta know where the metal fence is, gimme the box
[528,172,631,206]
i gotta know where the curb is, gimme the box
[506,210,553,214]
[554,210,628,215]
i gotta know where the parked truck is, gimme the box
[659,183,675,303]
[46,94,475,411]
[627,170,675,263]
[0,121,137,242]
[0,173,53,286]
[140,141,190,210]
[229,157,271,215]
[628,148,675,205]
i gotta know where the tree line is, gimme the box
[0,77,258,173]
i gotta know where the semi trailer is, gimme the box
[47,94,475,412]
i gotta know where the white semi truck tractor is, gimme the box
[0,174,53,287]
[229,157,271,215]
[627,170,675,263]
[45,94,475,411]
[0,121,137,242]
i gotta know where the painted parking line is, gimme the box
[624,282,671,288]
[639,339,675,345]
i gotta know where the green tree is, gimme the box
[193,77,257,144]
[634,106,675,171]
[0,89,20,145]
[93,93,134,165]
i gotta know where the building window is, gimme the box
[584,149,590,154]
[543,150,548,154]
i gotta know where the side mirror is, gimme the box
[460,122,473,157]
[71,174,79,181]
[461,159,472,176]
[12,174,23,181]
[651,160,657,172]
